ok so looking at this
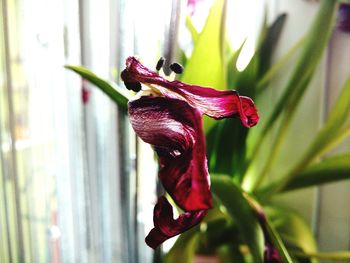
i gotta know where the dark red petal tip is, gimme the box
[145,196,207,249]
[240,96,259,127]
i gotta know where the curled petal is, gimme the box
[145,196,206,249]
[128,96,212,211]
[121,57,259,127]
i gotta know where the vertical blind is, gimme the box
[0,0,171,262]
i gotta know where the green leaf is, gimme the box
[265,206,317,263]
[281,153,350,192]
[211,175,264,263]
[164,226,200,263]
[258,13,287,78]
[260,0,338,137]
[181,0,227,133]
[246,0,338,187]
[197,218,241,255]
[181,0,227,134]
[294,77,350,168]
[235,53,259,98]
[209,118,248,182]
[181,0,226,90]
[256,36,305,94]
[260,77,350,194]
[263,219,294,263]
[249,71,313,191]
[65,65,130,110]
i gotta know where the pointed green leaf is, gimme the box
[325,77,350,128]
[260,0,338,137]
[181,0,226,91]
[65,65,130,110]
[211,175,264,263]
[235,54,259,97]
[229,12,286,98]
[297,77,350,165]
[258,13,287,78]
[244,0,337,187]
[248,71,313,191]
[209,118,248,181]
[261,78,350,194]
[281,153,350,192]
[256,36,305,93]
[181,0,227,133]
[264,218,294,263]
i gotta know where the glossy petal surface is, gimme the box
[122,57,259,127]
[145,196,206,249]
[128,96,212,211]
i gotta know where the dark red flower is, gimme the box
[122,56,259,248]
[145,196,207,249]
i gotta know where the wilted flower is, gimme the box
[121,56,259,248]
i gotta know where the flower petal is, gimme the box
[145,196,206,249]
[128,96,212,211]
[121,56,259,127]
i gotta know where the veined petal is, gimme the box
[128,96,212,211]
[121,56,259,127]
[145,196,206,249]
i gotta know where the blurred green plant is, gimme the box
[66,0,350,262]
